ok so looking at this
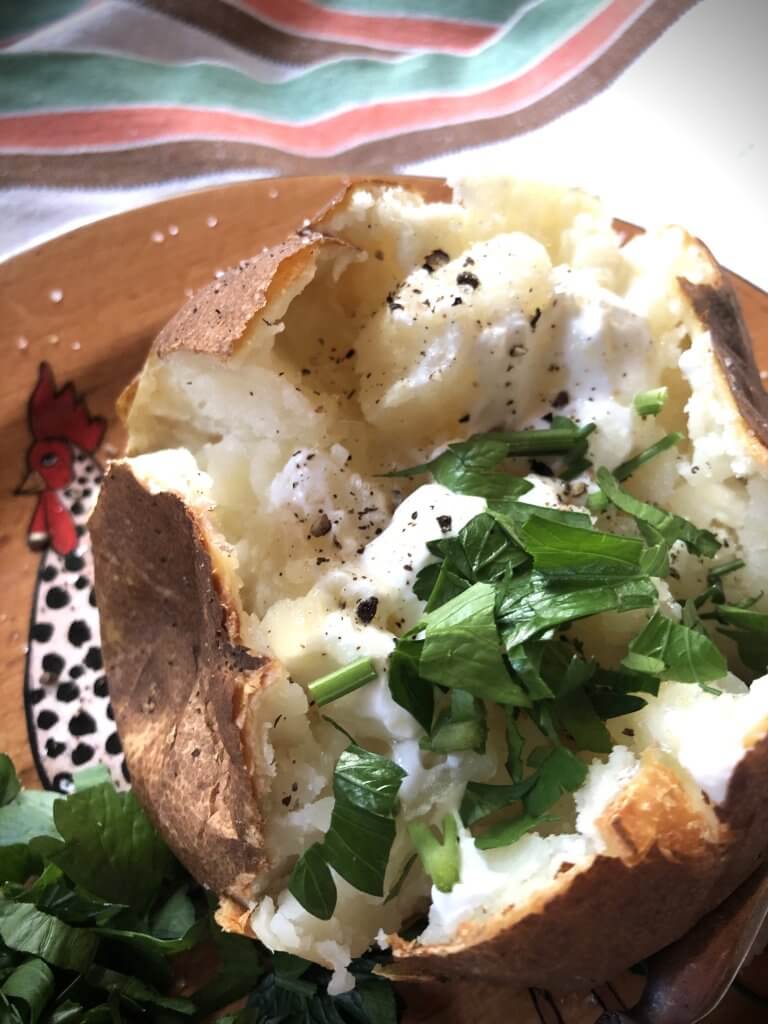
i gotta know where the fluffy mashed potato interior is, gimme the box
[123,180,768,980]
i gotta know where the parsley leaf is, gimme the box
[490,501,592,541]
[520,515,649,579]
[553,689,612,754]
[51,784,172,914]
[497,571,657,648]
[622,611,727,683]
[596,468,721,558]
[459,780,534,827]
[452,512,528,583]
[461,747,585,851]
[0,956,54,1024]
[246,952,399,1024]
[0,790,58,846]
[386,436,533,501]
[288,845,336,921]
[0,903,98,972]
[714,604,768,675]
[387,639,434,734]
[408,816,460,893]
[523,746,588,817]
[289,745,406,916]
[386,422,595,500]
[420,690,487,754]
[0,758,20,808]
[324,749,405,897]
[420,583,529,705]
[505,708,526,781]
[474,812,554,850]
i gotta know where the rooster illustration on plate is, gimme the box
[16,363,127,792]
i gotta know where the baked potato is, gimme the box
[90,178,768,996]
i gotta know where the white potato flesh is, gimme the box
[124,179,768,982]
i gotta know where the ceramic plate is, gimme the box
[2,175,767,1022]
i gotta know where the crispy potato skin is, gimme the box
[679,269,768,458]
[388,743,768,991]
[92,180,768,989]
[154,234,326,360]
[90,462,275,903]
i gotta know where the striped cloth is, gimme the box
[0,0,697,255]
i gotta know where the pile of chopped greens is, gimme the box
[0,756,399,1023]
[290,412,768,919]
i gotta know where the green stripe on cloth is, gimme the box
[0,0,89,39]
[0,0,609,121]
[303,0,517,21]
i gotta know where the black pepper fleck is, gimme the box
[422,249,450,273]
[356,597,379,624]
[457,271,480,289]
[552,390,570,409]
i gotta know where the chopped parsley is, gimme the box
[295,417,756,920]
[288,745,405,918]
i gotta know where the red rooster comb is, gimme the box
[28,362,106,452]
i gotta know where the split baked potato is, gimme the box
[91,178,768,995]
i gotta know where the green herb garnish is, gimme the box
[385,419,595,499]
[587,433,685,513]
[595,467,721,557]
[408,816,460,893]
[0,758,278,1023]
[420,690,487,754]
[622,611,727,684]
[247,950,399,1024]
[288,745,406,919]
[0,758,401,1023]
[308,657,378,707]
[459,780,534,827]
[288,845,336,921]
[388,639,433,734]
[634,387,668,417]
[714,603,768,675]
[496,572,657,648]
[420,583,527,704]
[612,432,684,482]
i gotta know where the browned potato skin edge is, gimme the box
[91,182,768,990]
[90,464,275,905]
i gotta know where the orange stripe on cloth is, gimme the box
[0,0,652,157]
[236,0,498,54]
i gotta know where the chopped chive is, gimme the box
[634,387,668,417]
[408,815,460,893]
[559,456,591,482]
[308,657,378,707]
[708,558,746,580]
[474,424,592,456]
[694,584,723,609]
[613,432,684,481]
[586,490,609,514]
